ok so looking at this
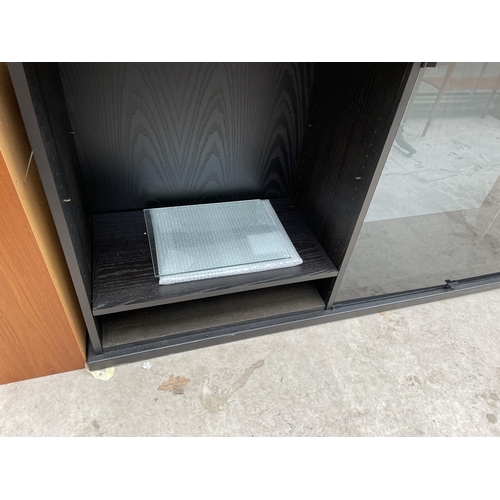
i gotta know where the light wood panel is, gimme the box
[0,63,85,384]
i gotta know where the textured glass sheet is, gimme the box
[144,200,302,285]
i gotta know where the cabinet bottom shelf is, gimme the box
[101,282,326,349]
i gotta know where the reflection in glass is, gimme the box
[336,62,500,302]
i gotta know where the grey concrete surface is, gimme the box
[1,289,500,436]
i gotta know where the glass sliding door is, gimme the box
[336,62,500,302]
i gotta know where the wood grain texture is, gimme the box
[0,151,85,384]
[58,63,314,213]
[0,63,87,359]
[102,283,325,348]
[296,63,413,271]
[9,63,102,352]
[92,198,337,315]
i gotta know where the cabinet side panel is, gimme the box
[296,63,413,270]
[0,63,87,357]
[8,63,102,352]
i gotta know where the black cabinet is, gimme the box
[10,62,420,368]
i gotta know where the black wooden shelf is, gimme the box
[92,198,338,315]
[101,283,326,349]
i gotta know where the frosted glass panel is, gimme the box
[144,200,302,285]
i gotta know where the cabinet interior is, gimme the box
[13,62,413,355]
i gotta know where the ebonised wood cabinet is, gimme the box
[9,62,417,369]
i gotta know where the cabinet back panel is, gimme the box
[59,63,314,213]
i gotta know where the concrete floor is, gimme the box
[1,288,500,436]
